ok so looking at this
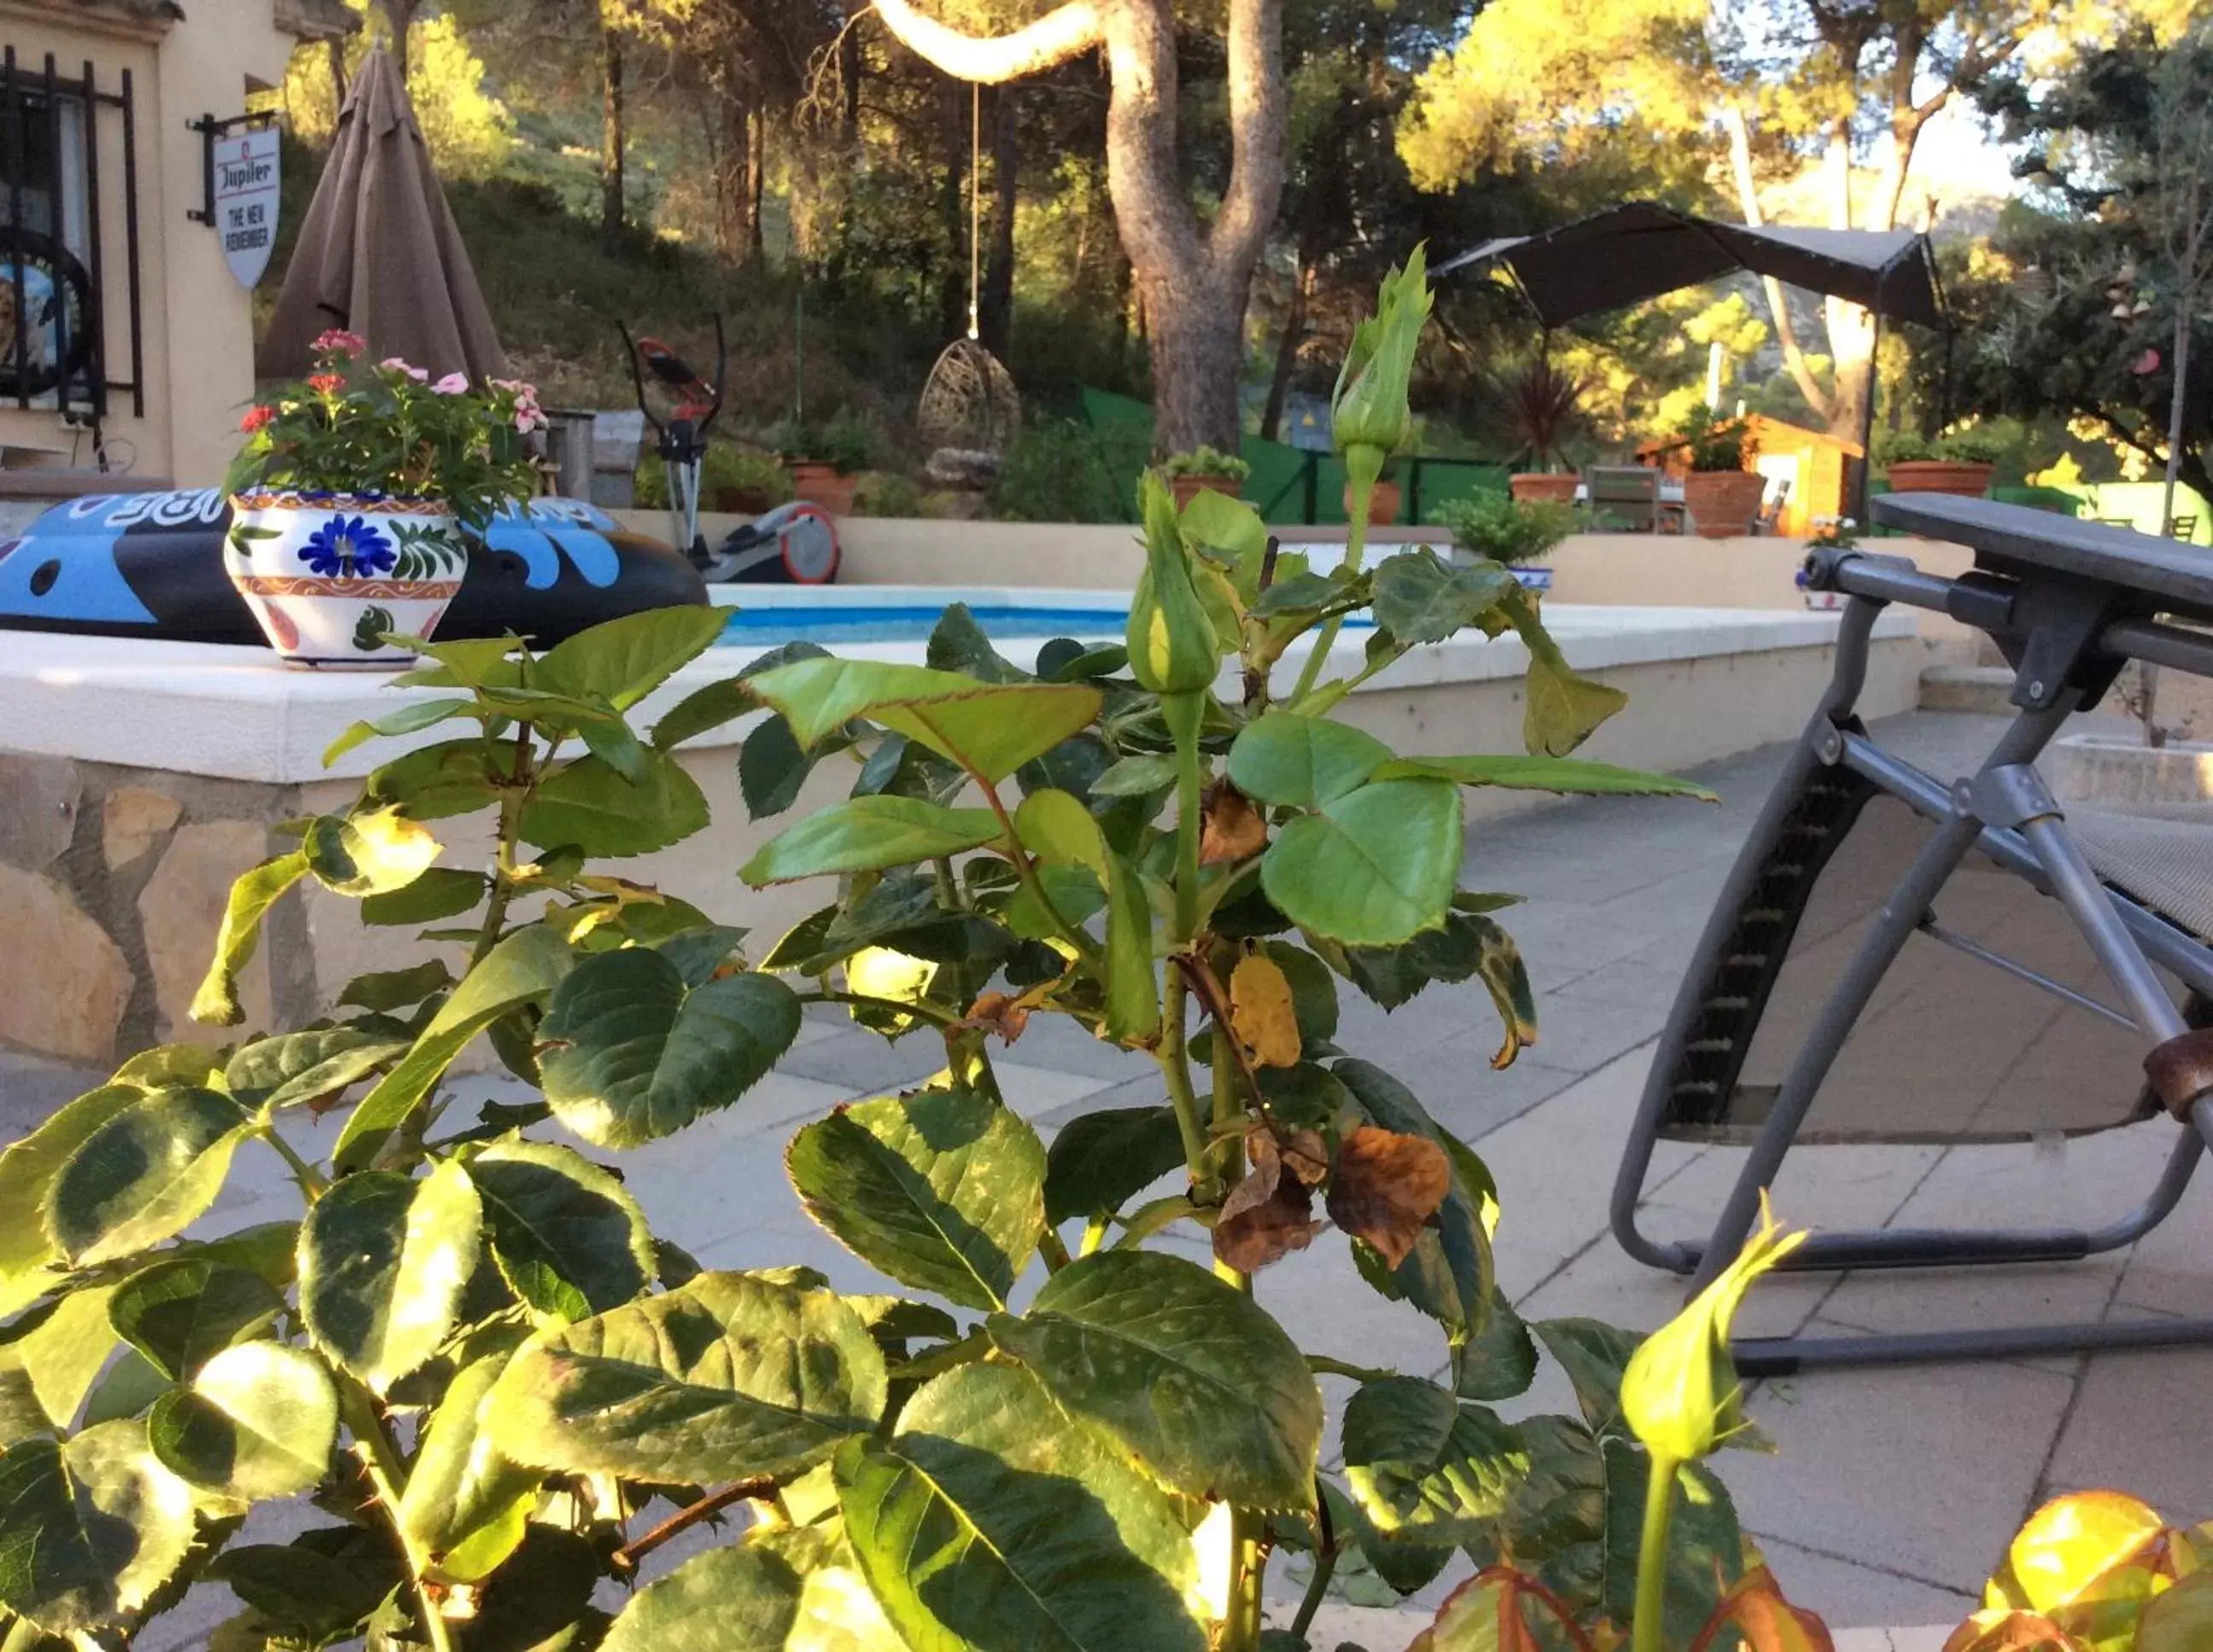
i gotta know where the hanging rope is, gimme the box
[967,83,982,342]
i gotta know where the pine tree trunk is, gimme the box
[599,22,626,245]
[715,93,754,261]
[747,112,766,262]
[941,81,970,342]
[326,38,347,111]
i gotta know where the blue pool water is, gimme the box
[717,601,1374,646]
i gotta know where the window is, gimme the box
[0,78,92,407]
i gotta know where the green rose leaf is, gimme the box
[1340,1376,1528,1544]
[1595,1437,1743,1641]
[534,604,731,710]
[225,1028,412,1111]
[1369,550,1518,645]
[1456,1290,1540,1404]
[189,850,309,1025]
[835,1361,1206,1652]
[987,1249,1322,1509]
[205,1533,404,1648]
[148,1340,338,1500]
[1092,752,1181,797]
[0,1286,121,1432]
[1375,753,1716,800]
[398,1346,540,1584]
[359,867,487,927]
[297,1161,482,1393]
[334,923,572,1166]
[927,601,1031,683]
[1226,709,1393,810]
[0,1422,196,1634]
[1262,779,1462,947]
[599,1526,896,1652]
[738,713,819,821]
[301,808,441,896]
[466,1138,656,1319]
[336,959,454,1013]
[1530,1318,1643,1438]
[321,696,476,767]
[786,1089,1046,1311]
[487,1270,886,1481]
[539,950,802,1149]
[521,750,711,858]
[0,1086,138,1312]
[44,1088,252,1268]
[746,657,1104,783]
[739,796,1003,886]
[109,1258,284,1380]
[1506,592,1626,756]
[1042,1106,1187,1224]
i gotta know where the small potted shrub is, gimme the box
[1430,489,1575,591]
[225,330,543,666]
[1676,405,1765,538]
[1158,444,1249,507]
[1880,425,2000,497]
[1501,359,1587,505]
[774,406,878,515]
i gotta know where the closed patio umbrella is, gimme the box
[259,44,509,382]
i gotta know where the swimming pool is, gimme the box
[715,593,1374,647]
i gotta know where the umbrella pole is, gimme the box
[1849,309,1881,526]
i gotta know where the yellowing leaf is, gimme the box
[1229,954,1300,1069]
[2006,1492,2167,1617]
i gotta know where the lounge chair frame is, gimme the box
[1609,494,2213,1374]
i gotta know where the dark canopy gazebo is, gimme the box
[1438,201,1947,512]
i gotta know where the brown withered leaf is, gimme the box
[1229,953,1301,1069]
[1200,779,1269,865]
[1213,1128,1324,1272]
[956,990,1031,1045]
[1325,1126,1452,1269]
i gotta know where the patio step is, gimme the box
[1919,664,2014,714]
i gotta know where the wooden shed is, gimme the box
[1636,413,1860,538]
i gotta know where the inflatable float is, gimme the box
[0,490,709,647]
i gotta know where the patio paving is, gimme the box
[3,707,2207,1644]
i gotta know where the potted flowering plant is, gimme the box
[224,329,544,666]
[772,406,879,515]
[1877,426,2000,497]
[1675,405,1764,537]
[1158,444,1251,507]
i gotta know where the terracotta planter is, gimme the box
[1510,472,1578,505]
[787,460,860,516]
[1346,478,1402,525]
[1884,459,1994,498]
[1682,469,1766,539]
[224,491,464,667]
[1169,474,1242,509]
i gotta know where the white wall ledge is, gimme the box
[0,599,1916,785]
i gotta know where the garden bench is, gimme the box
[1610,493,2213,1371]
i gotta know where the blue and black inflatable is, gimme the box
[0,490,708,646]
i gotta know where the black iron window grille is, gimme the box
[0,47,144,419]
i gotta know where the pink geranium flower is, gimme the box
[311,329,367,359]
[430,371,470,394]
[379,357,429,382]
[307,373,346,395]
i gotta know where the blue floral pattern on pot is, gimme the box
[299,514,397,579]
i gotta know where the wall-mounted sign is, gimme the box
[189,114,280,290]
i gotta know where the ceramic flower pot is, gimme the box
[1509,473,1578,505]
[1883,459,1994,498]
[1346,478,1402,524]
[1169,474,1241,509]
[787,460,860,516]
[1682,469,1766,538]
[224,491,467,667]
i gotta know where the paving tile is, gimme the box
[774,1025,947,1093]
[986,1059,1119,1120]
[1001,1013,1158,1082]
[2042,1332,2213,1521]
[2110,1141,2213,1317]
[1719,1317,2075,1590]
[1747,1535,1977,1637]
[1513,1214,1831,1340]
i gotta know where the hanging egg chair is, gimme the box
[919,87,1021,490]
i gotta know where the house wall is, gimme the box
[0,3,294,487]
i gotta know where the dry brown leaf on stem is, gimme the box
[955,989,1032,1045]
[1325,1125,1451,1268]
[1229,952,1301,1069]
[1199,779,1269,864]
[1213,1126,1327,1271]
